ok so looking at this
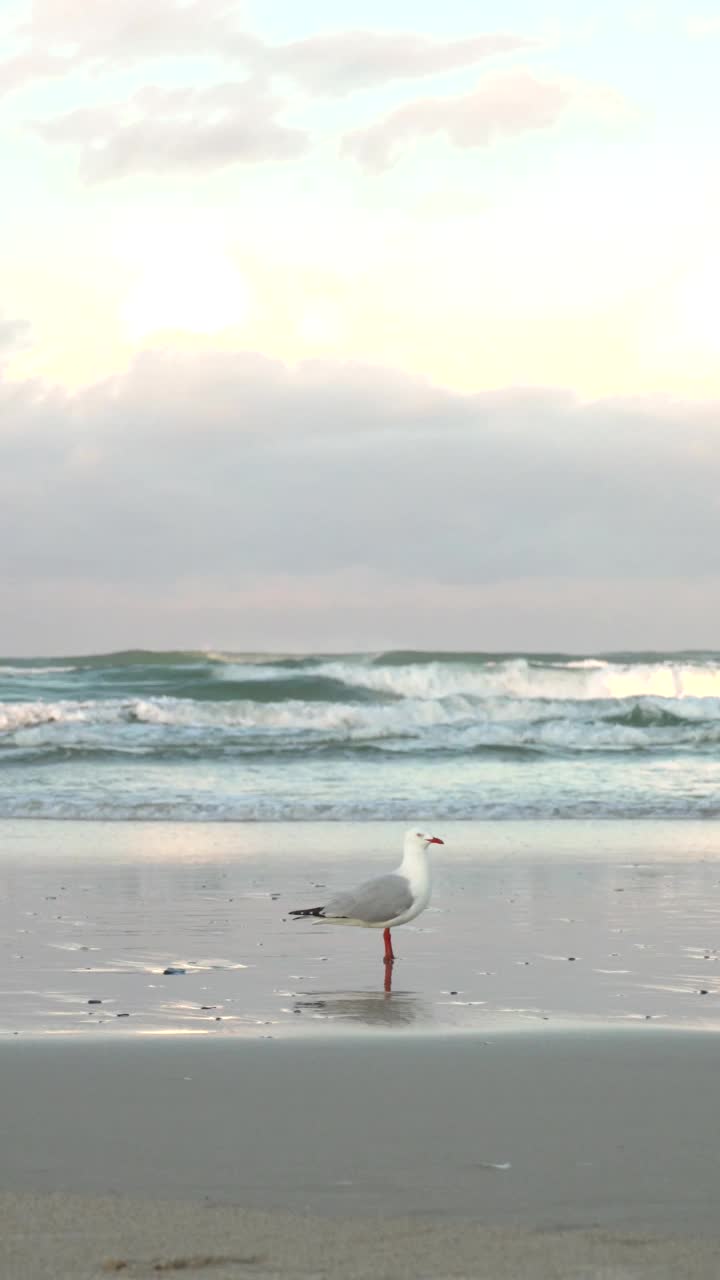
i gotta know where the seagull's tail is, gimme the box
[289,906,325,920]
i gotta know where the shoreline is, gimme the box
[4,815,720,860]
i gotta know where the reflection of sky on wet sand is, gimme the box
[3,820,720,1038]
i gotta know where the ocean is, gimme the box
[2,649,720,822]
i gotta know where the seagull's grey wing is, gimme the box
[322,873,412,924]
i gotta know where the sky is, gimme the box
[2,0,720,654]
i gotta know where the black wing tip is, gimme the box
[289,906,325,919]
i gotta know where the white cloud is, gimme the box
[20,0,256,65]
[0,1,259,96]
[32,80,308,179]
[0,50,68,95]
[269,29,535,96]
[344,71,576,170]
[2,2,532,97]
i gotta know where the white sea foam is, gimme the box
[0,701,93,732]
[3,690,720,756]
[312,658,720,703]
[127,695,473,738]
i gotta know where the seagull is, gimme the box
[289,828,444,964]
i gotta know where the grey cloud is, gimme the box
[2,349,719,602]
[344,71,573,169]
[268,30,535,95]
[32,81,308,178]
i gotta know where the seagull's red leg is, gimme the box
[383,927,395,963]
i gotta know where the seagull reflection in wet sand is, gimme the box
[293,980,427,1028]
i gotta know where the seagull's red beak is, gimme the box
[428,835,444,845]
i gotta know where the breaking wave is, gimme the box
[3,691,720,758]
[3,650,720,819]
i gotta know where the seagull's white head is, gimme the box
[405,828,444,851]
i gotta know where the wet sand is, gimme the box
[2,819,720,1036]
[2,1034,720,1277]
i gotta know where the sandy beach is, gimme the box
[5,1191,720,1280]
[3,1034,720,1277]
[3,819,720,1276]
[6,0,720,1253]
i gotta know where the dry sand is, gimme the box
[4,1189,720,1279]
